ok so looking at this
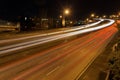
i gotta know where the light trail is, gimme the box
[11,24,118,80]
[0,19,115,55]
[0,26,109,72]
[0,24,117,80]
[0,19,104,44]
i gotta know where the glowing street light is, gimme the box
[64,9,70,15]
[91,13,95,17]
[62,9,70,27]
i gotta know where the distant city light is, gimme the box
[41,18,48,21]
[118,12,120,16]
[116,15,119,18]
[70,21,73,24]
[86,18,89,21]
[103,15,106,18]
[60,15,62,18]
[25,17,27,20]
[110,15,112,18]
[96,16,99,18]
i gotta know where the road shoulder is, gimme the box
[78,32,118,80]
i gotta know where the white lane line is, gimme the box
[46,66,60,76]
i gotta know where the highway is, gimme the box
[0,19,114,56]
[0,19,103,43]
[0,19,118,80]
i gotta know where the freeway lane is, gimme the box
[0,19,114,56]
[0,23,118,80]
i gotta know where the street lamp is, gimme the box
[62,9,70,27]
[64,9,70,15]
[91,13,95,18]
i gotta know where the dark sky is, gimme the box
[0,0,120,19]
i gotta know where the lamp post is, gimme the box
[91,13,95,18]
[62,9,70,27]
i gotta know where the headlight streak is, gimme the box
[0,19,103,44]
[0,19,115,55]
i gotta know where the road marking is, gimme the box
[46,66,60,76]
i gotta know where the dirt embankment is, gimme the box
[108,22,120,80]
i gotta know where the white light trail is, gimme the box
[0,19,115,55]
[0,19,103,44]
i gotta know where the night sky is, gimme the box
[0,0,120,19]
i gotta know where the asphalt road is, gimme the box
[0,22,118,80]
